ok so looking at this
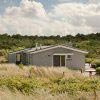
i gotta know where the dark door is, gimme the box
[53,55,60,66]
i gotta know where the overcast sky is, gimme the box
[0,0,100,36]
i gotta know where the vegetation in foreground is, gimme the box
[0,64,100,100]
[0,89,100,100]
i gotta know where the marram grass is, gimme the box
[0,64,100,100]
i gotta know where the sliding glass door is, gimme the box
[53,55,60,66]
[61,55,65,66]
[53,55,65,67]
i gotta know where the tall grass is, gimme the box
[0,64,100,100]
[0,64,29,77]
[0,89,100,100]
[0,64,82,78]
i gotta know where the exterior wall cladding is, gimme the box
[29,47,85,69]
[8,53,16,63]
[8,47,85,69]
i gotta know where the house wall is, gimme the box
[8,47,86,69]
[8,52,28,65]
[8,53,16,63]
[69,51,85,69]
[30,47,85,69]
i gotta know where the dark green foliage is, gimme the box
[96,67,100,75]
[85,58,93,63]
[96,62,100,68]
[47,78,100,95]
[0,77,42,94]
[0,76,100,95]
[0,33,100,59]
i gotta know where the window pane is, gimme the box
[61,55,65,66]
[53,55,60,66]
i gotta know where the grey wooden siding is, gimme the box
[8,46,86,69]
[8,53,16,63]
[8,52,28,65]
[30,47,85,69]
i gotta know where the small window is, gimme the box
[16,54,21,62]
[67,55,72,60]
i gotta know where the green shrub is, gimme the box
[96,67,100,75]
[91,60,100,68]
[85,58,92,63]
[96,62,100,68]
[47,78,100,95]
[0,77,42,94]
[0,77,100,95]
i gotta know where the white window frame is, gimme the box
[52,53,73,67]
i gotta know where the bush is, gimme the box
[96,62,100,68]
[91,61,100,68]
[47,78,100,95]
[96,67,100,75]
[85,58,92,63]
[0,77,42,94]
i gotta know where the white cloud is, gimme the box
[88,0,100,3]
[0,0,100,36]
[58,0,100,4]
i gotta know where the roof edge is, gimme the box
[30,45,88,54]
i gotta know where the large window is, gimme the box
[53,55,65,67]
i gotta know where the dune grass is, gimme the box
[0,64,82,79]
[0,89,100,100]
[0,64,100,100]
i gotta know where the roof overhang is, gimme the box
[53,53,73,55]
[30,45,88,54]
